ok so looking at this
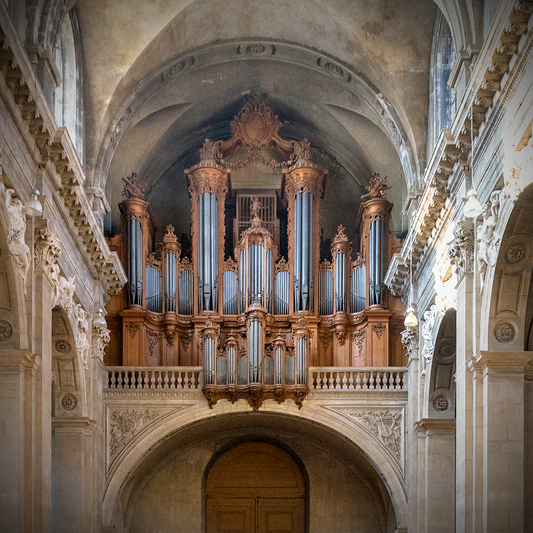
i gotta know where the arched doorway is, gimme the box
[205,442,306,533]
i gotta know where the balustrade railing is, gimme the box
[105,367,203,390]
[308,367,407,391]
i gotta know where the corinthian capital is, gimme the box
[447,220,474,283]
[92,323,111,362]
[401,327,419,361]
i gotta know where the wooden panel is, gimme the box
[258,499,305,533]
[207,498,254,533]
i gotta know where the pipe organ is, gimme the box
[106,96,405,409]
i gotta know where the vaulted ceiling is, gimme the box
[65,0,479,239]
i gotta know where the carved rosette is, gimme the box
[448,220,475,283]
[400,327,419,360]
[283,164,325,198]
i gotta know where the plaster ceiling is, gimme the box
[71,0,439,237]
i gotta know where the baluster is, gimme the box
[376,372,382,390]
[362,372,368,390]
[388,372,394,390]
[369,373,375,390]
[342,372,348,390]
[163,372,169,389]
[317,372,323,389]
[142,372,148,389]
[335,373,341,390]
[111,372,117,389]
[170,371,176,389]
[157,372,163,389]
[177,372,183,389]
[348,371,354,390]
[150,372,156,388]
[396,372,402,390]
[355,371,361,390]
[328,373,334,390]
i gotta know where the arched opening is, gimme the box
[205,442,306,533]
[107,410,402,533]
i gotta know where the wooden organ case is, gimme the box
[105,96,406,410]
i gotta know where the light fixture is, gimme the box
[464,188,482,218]
[464,100,482,219]
[93,307,107,327]
[404,306,418,327]
[24,188,42,217]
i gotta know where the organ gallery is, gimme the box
[106,97,405,409]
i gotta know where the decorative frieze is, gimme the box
[109,409,161,457]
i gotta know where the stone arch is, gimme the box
[480,185,533,352]
[0,186,28,351]
[51,307,87,418]
[425,308,457,419]
[102,403,407,531]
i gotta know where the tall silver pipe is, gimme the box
[294,194,301,310]
[211,193,217,311]
[301,193,308,310]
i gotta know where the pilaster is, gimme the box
[414,418,456,533]
[469,351,533,533]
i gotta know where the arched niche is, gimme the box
[427,308,456,419]
[482,185,533,352]
[104,408,403,533]
[51,307,87,417]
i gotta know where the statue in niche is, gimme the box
[361,173,392,200]
[0,183,31,295]
[250,197,262,225]
[122,172,146,199]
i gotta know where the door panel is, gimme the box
[207,498,254,533]
[257,499,305,533]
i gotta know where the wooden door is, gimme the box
[206,443,306,533]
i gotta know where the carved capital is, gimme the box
[92,324,110,362]
[34,221,62,281]
[284,164,325,197]
[186,165,228,196]
[447,220,475,282]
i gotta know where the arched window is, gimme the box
[54,11,84,163]
[427,10,456,155]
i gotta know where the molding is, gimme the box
[414,417,456,436]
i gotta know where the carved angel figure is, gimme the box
[361,173,392,200]
[0,183,31,295]
[477,190,503,293]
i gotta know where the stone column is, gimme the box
[0,349,40,532]
[52,417,96,533]
[448,220,475,533]
[526,365,533,533]
[414,419,456,533]
[468,351,532,533]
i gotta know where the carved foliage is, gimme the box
[122,172,146,199]
[361,173,392,200]
[352,329,365,355]
[401,327,419,360]
[421,305,442,372]
[349,409,402,461]
[109,409,160,457]
[92,324,110,362]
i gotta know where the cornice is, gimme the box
[0,7,126,296]
[386,1,533,298]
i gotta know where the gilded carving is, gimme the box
[361,173,391,200]
[122,172,146,199]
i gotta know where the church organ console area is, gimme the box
[105,97,406,409]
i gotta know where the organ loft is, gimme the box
[105,96,406,409]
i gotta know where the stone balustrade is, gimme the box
[308,367,407,391]
[105,367,204,390]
